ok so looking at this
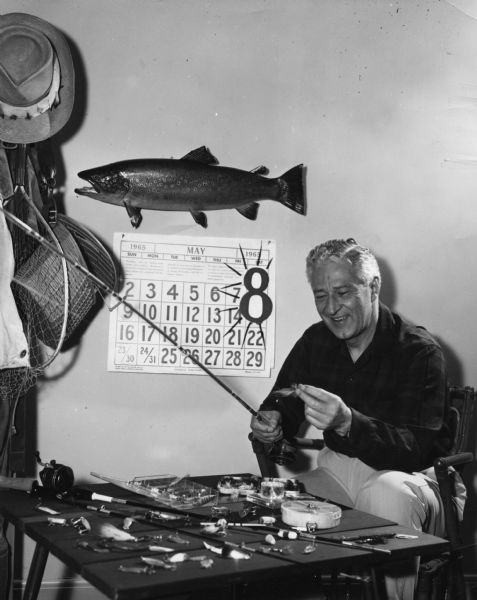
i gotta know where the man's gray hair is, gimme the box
[306,238,381,285]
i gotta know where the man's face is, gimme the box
[310,258,378,344]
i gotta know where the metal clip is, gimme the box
[69,516,91,535]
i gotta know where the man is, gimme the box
[251,238,457,599]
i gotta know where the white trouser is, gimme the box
[296,448,452,600]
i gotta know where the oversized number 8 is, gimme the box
[239,267,273,324]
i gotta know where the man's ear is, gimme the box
[370,276,381,301]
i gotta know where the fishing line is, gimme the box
[0,206,266,421]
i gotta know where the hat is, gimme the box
[0,13,74,144]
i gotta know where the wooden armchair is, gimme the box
[416,385,475,600]
[249,385,476,599]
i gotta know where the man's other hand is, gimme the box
[250,410,283,443]
[296,384,352,436]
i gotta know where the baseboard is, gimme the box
[13,578,105,600]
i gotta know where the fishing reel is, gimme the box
[265,438,297,466]
[249,434,297,466]
[32,451,75,495]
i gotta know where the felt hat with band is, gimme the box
[0,13,74,144]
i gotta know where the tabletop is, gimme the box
[0,474,450,600]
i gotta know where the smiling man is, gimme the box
[250,238,459,600]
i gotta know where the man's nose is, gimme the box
[325,295,339,315]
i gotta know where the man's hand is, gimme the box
[250,410,283,443]
[295,384,352,436]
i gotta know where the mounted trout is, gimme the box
[75,146,306,228]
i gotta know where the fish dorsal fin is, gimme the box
[250,165,269,175]
[182,146,219,165]
[190,210,208,228]
[236,202,259,221]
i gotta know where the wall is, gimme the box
[2,0,477,597]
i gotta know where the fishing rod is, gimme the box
[0,206,265,421]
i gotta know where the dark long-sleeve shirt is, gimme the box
[260,303,451,472]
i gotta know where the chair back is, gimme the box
[447,386,475,456]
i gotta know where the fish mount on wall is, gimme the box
[75,146,306,228]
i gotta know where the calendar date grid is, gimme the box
[113,277,267,372]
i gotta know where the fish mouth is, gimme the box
[76,169,100,196]
[74,185,100,198]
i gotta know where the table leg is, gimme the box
[22,543,49,600]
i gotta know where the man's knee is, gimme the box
[354,470,430,530]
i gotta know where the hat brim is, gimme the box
[0,13,75,144]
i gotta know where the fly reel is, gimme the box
[32,450,75,494]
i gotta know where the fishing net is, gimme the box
[0,144,118,406]
[12,217,97,350]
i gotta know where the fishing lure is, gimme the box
[76,540,110,553]
[148,545,175,553]
[167,532,190,544]
[168,552,209,563]
[269,383,299,399]
[119,564,156,575]
[264,534,276,545]
[203,541,251,559]
[201,523,226,535]
[141,556,176,570]
[200,558,214,569]
[122,517,135,531]
[97,523,137,541]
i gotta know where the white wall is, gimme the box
[3,0,477,596]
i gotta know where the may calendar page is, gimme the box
[108,233,276,377]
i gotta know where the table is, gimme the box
[0,474,449,600]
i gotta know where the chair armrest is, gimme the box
[432,452,473,548]
[434,452,474,472]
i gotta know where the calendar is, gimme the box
[107,233,276,377]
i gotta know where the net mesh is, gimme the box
[1,191,117,404]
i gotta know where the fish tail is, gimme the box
[278,165,306,215]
